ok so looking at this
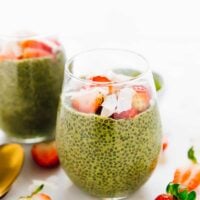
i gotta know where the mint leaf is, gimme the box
[188,146,198,164]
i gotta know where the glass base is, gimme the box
[0,127,55,144]
[101,197,127,200]
[5,135,54,144]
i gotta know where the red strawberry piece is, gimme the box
[162,137,168,152]
[71,92,104,114]
[90,76,114,93]
[90,76,111,82]
[31,141,59,168]
[20,40,52,53]
[132,85,150,112]
[33,193,52,200]
[155,194,174,200]
[22,48,52,59]
[112,108,138,120]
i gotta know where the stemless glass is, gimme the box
[0,32,66,143]
[56,49,162,199]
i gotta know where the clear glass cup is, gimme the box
[0,32,66,143]
[56,49,162,199]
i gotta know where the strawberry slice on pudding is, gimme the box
[22,48,52,59]
[20,39,52,53]
[71,90,104,114]
[19,39,56,59]
[89,75,113,94]
[90,76,111,82]
[132,85,151,112]
[112,108,138,119]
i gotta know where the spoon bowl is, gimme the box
[0,143,24,197]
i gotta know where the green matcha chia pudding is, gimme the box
[0,34,65,143]
[56,49,162,199]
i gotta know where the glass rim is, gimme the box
[65,48,151,86]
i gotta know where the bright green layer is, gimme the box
[0,52,65,140]
[56,103,162,198]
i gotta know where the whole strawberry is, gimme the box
[155,194,174,200]
[155,183,196,200]
[31,141,59,168]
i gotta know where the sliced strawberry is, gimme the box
[90,76,111,82]
[90,76,114,94]
[112,108,138,120]
[155,194,174,200]
[33,193,52,200]
[173,164,200,191]
[31,141,59,168]
[22,48,52,59]
[132,85,150,112]
[20,40,52,53]
[71,92,104,114]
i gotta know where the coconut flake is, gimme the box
[101,94,118,117]
[116,88,135,113]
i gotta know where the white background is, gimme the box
[1,0,200,63]
[1,0,200,199]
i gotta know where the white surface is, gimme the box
[1,0,200,199]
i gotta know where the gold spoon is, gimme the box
[0,144,24,198]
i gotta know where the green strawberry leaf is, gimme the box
[178,190,189,200]
[166,183,179,196]
[166,183,196,200]
[187,191,196,200]
[188,146,198,164]
[19,184,45,199]
[31,184,44,196]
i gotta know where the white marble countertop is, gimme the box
[1,36,200,199]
